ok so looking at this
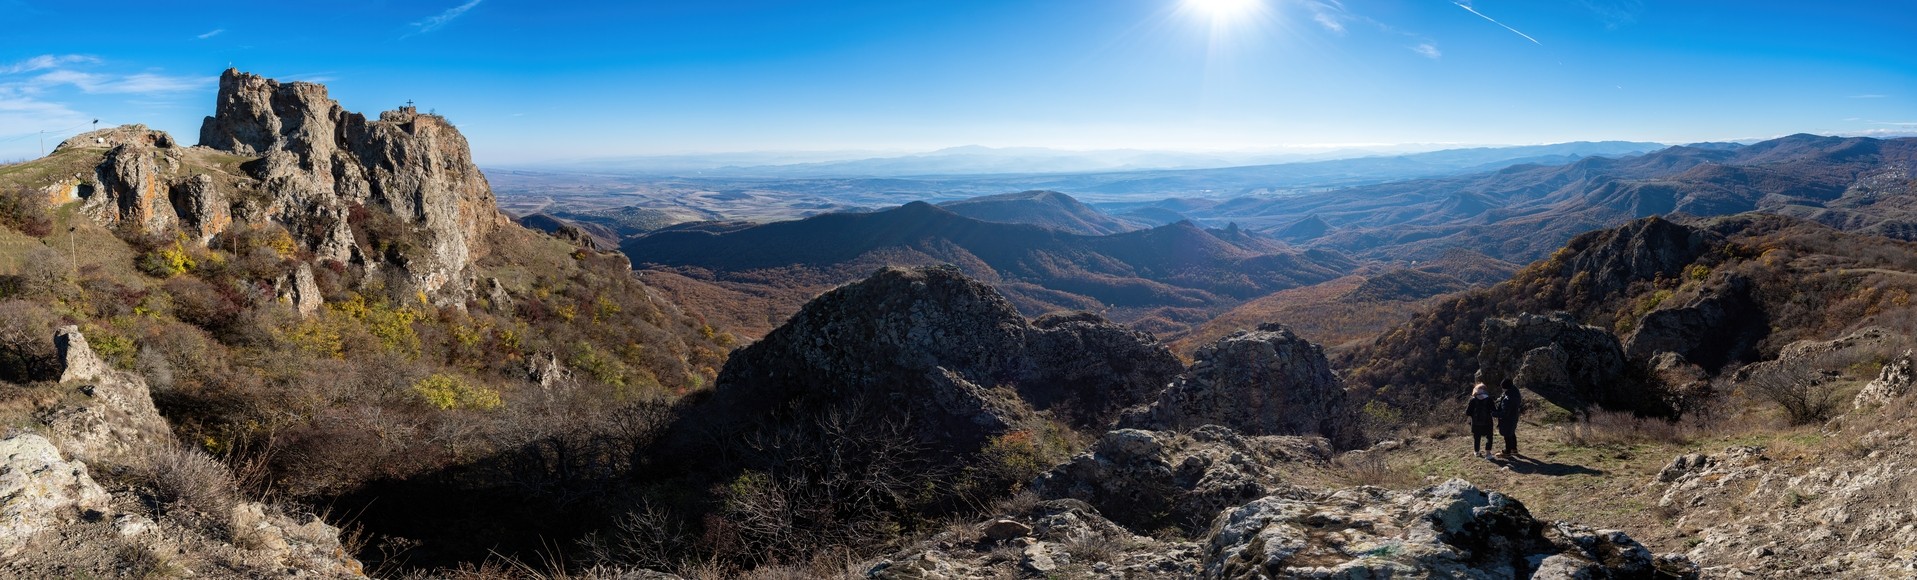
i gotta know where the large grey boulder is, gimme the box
[0,433,111,559]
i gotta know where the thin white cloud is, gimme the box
[2,54,98,75]
[197,28,224,39]
[1313,11,1346,33]
[1454,2,1542,45]
[1412,43,1442,59]
[1849,94,1887,99]
[28,69,211,94]
[412,0,483,34]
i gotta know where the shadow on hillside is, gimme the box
[1497,455,1604,477]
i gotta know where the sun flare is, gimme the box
[1186,0,1261,20]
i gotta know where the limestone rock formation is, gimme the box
[1654,442,1917,577]
[1031,426,1329,533]
[1121,324,1350,442]
[85,140,177,232]
[1855,349,1913,408]
[1624,274,1766,371]
[194,69,506,297]
[275,263,326,317]
[1204,480,1693,579]
[1478,312,1651,414]
[0,433,111,559]
[874,479,1693,579]
[168,173,231,244]
[37,326,173,462]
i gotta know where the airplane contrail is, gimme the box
[1453,2,1541,45]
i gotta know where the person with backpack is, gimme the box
[1465,383,1497,458]
[1494,379,1522,458]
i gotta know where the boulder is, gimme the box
[1031,426,1329,534]
[0,433,111,559]
[39,326,173,462]
[1853,349,1912,409]
[1120,324,1350,442]
[276,263,324,317]
[168,173,231,244]
[1479,312,1651,414]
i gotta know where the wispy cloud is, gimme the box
[1412,43,1442,59]
[30,70,212,94]
[1849,94,1887,99]
[2,54,99,74]
[1305,0,1441,60]
[197,28,224,40]
[411,0,483,34]
[1454,2,1542,45]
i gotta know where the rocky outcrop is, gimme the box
[0,433,110,559]
[1479,312,1655,414]
[708,266,1180,454]
[1205,480,1694,579]
[1021,311,1184,428]
[873,479,1693,579]
[1121,324,1350,442]
[1855,349,1913,408]
[37,326,172,462]
[1559,216,1717,299]
[1654,442,1917,577]
[1624,275,1766,371]
[197,69,506,297]
[85,140,177,232]
[168,173,231,244]
[1032,426,1329,534]
[53,123,176,152]
[277,263,324,317]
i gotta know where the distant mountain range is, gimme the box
[510,141,1666,180]
[621,200,1356,338]
[1179,134,1917,262]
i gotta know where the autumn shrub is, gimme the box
[414,373,504,411]
[134,444,240,524]
[0,299,60,382]
[0,186,53,236]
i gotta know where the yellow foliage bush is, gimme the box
[413,373,503,411]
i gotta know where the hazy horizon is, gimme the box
[4,0,1914,164]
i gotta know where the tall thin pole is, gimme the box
[39,130,44,157]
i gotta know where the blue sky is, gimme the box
[2,0,1913,163]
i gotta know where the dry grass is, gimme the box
[1562,409,1715,447]
[1335,451,1421,489]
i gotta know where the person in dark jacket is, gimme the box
[1465,383,1497,458]
[1494,379,1522,458]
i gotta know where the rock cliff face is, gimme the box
[198,68,505,296]
[1855,349,1913,408]
[1559,216,1718,299]
[0,434,110,559]
[1624,275,1767,371]
[1121,324,1351,443]
[1478,312,1656,414]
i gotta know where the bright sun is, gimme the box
[1186,0,1261,20]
